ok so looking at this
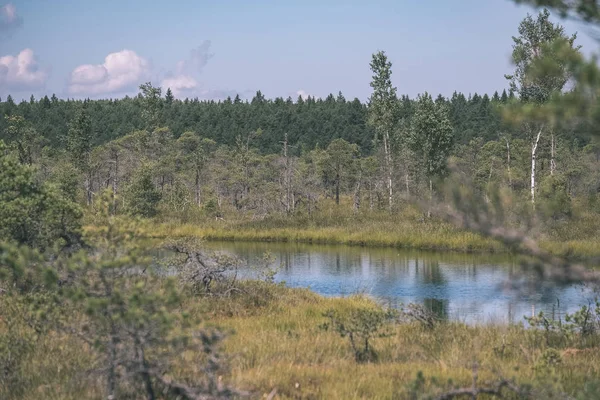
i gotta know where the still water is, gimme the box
[170,241,596,324]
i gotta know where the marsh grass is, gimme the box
[150,203,506,253]
[83,197,600,258]
[144,202,600,259]
[3,281,600,399]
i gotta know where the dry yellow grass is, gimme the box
[6,283,600,399]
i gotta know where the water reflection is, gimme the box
[189,241,594,324]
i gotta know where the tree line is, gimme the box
[0,87,520,154]
[0,8,599,225]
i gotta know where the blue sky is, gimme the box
[0,0,597,101]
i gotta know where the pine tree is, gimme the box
[67,101,93,170]
[165,87,174,105]
[125,165,162,217]
[0,140,82,249]
[322,139,359,205]
[67,101,93,204]
[492,91,501,102]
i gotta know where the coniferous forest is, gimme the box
[1,79,598,224]
[3,2,600,399]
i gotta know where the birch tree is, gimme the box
[410,93,454,216]
[368,51,397,211]
[139,82,163,131]
[505,9,580,204]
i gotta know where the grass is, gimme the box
[4,282,600,399]
[149,202,506,253]
[136,199,600,259]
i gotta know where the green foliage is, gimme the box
[535,348,562,371]
[177,132,216,206]
[0,90,377,154]
[3,115,44,165]
[525,299,600,348]
[139,82,163,130]
[0,295,41,397]
[321,306,398,363]
[124,165,162,218]
[66,101,93,171]
[513,0,600,23]
[203,198,219,217]
[368,50,398,143]
[0,141,83,250]
[161,177,192,214]
[575,381,600,400]
[0,195,242,399]
[251,251,280,283]
[49,160,82,202]
[410,93,454,179]
[538,174,572,220]
[405,369,532,400]
[505,8,580,104]
[322,138,359,204]
[165,87,174,105]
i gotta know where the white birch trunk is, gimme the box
[383,131,393,211]
[531,126,543,204]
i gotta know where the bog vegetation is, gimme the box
[3,2,600,399]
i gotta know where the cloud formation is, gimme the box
[0,48,48,91]
[176,41,214,75]
[67,41,240,100]
[162,75,198,97]
[0,3,22,37]
[296,89,311,100]
[68,49,150,95]
[161,41,215,97]
[199,88,250,101]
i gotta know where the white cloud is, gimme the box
[176,40,214,75]
[67,42,234,100]
[68,49,150,95]
[0,3,22,37]
[0,48,48,90]
[198,88,247,100]
[296,89,310,100]
[3,3,15,20]
[161,41,217,98]
[161,74,198,97]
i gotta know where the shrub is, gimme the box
[321,306,397,363]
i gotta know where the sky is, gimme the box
[0,0,598,102]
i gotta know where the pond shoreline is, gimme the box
[153,238,592,325]
[145,222,600,259]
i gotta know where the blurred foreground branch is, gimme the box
[430,170,600,285]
